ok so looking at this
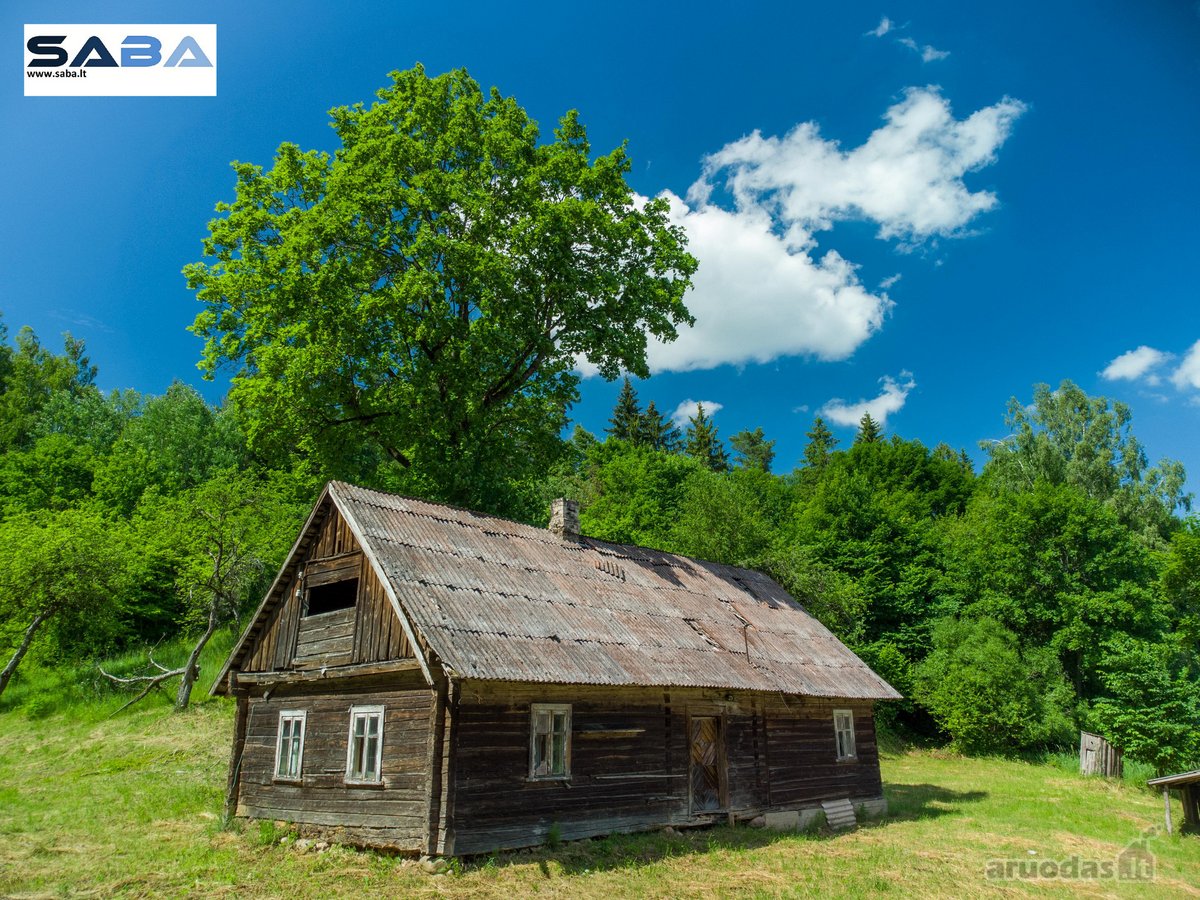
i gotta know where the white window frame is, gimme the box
[274,710,307,782]
[529,703,572,780]
[834,708,856,761]
[345,705,385,784]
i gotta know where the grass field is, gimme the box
[1,664,1198,898]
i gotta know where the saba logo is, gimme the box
[24,25,217,97]
[26,34,213,68]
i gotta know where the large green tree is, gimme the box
[186,66,696,512]
[0,506,125,698]
[983,380,1188,542]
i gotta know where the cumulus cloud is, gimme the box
[637,87,1025,373]
[1101,346,1172,385]
[820,372,915,428]
[1171,341,1200,390]
[670,399,723,427]
[868,16,894,37]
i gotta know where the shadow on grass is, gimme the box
[460,784,990,875]
[884,782,988,822]
[461,824,816,877]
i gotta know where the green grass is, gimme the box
[1,673,1198,897]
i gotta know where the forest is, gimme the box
[1,66,1197,777]
[0,316,1197,774]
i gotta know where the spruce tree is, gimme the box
[730,427,775,472]
[804,416,837,468]
[606,377,642,442]
[685,404,729,472]
[637,400,681,452]
[855,412,882,445]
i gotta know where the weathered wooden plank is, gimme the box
[237,659,424,687]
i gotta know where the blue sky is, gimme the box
[5,2,1200,492]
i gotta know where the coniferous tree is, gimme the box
[730,427,775,472]
[855,412,882,445]
[684,404,728,472]
[803,416,837,469]
[637,400,681,452]
[606,377,643,442]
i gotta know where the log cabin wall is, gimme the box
[236,673,431,851]
[762,697,881,807]
[240,504,411,674]
[445,680,882,856]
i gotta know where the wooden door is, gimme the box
[689,716,725,813]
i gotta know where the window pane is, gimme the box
[366,735,379,779]
[367,716,379,737]
[552,731,566,775]
[535,711,550,735]
[534,732,549,774]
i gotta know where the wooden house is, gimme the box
[212,482,900,855]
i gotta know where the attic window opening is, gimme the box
[305,578,359,616]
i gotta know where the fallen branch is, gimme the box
[99,654,188,714]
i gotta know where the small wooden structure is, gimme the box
[1147,770,1200,835]
[212,483,900,855]
[1079,731,1123,778]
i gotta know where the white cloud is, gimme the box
[1101,345,1171,384]
[820,372,915,428]
[868,16,893,37]
[1171,341,1200,390]
[670,398,723,427]
[880,273,902,289]
[898,36,949,62]
[636,87,1024,373]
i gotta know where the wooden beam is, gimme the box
[423,676,449,856]
[224,693,249,821]
[234,658,422,686]
[1165,787,1173,835]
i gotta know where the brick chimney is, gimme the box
[548,498,581,541]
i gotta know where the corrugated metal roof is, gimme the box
[331,482,900,701]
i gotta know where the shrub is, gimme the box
[915,616,1074,753]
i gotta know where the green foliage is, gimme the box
[802,416,837,470]
[577,440,701,547]
[915,617,1074,754]
[856,641,915,725]
[186,65,696,512]
[1161,518,1200,646]
[1087,635,1200,775]
[854,412,881,445]
[790,437,974,656]
[93,382,246,516]
[683,404,728,472]
[983,380,1189,542]
[671,467,786,566]
[0,506,127,689]
[636,401,681,453]
[938,481,1165,698]
[729,427,775,473]
[764,545,869,647]
[0,326,96,453]
[607,377,642,442]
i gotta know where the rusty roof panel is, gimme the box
[331,482,900,700]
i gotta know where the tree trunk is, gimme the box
[0,610,53,700]
[174,605,220,712]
